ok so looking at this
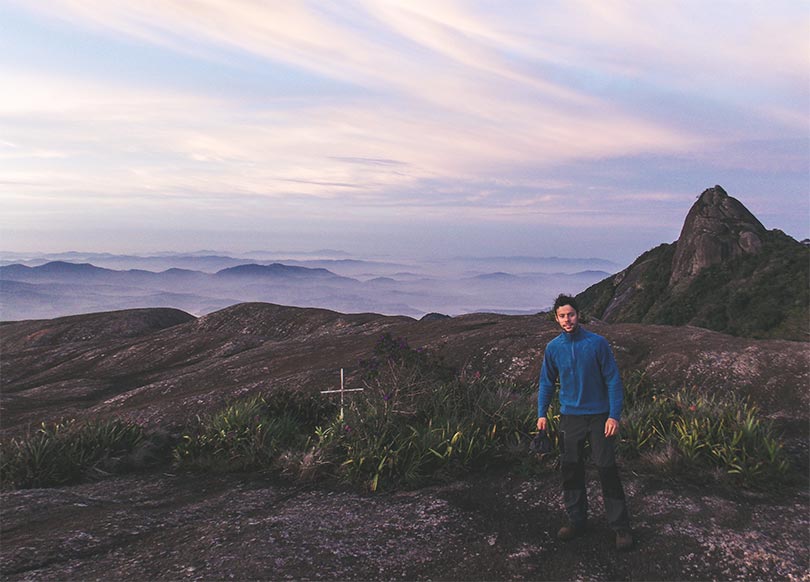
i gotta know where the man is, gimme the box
[537,294,633,551]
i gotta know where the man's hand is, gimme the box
[537,417,547,431]
[605,417,619,437]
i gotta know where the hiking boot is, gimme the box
[556,524,585,541]
[615,529,634,551]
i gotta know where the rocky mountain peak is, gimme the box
[669,185,766,285]
[576,184,807,340]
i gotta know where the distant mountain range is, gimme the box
[6,185,805,340]
[0,251,619,277]
[452,255,620,273]
[577,186,809,341]
[0,256,611,321]
[0,252,413,276]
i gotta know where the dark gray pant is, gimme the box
[559,413,630,531]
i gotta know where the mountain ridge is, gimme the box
[577,186,809,341]
[0,258,610,321]
[214,263,347,280]
[2,303,806,438]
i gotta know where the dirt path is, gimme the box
[2,469,807,581]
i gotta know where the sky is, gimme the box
[1,1,808,265]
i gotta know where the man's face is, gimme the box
[554,304,579,333]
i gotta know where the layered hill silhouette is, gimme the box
[0,258,608,321]
[577,185,809,341]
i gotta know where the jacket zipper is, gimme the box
[570,333,577,388]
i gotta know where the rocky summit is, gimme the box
[1,303,809,581]
[2,303,807,436]
[669,185,766,286]
[577,185,809,341]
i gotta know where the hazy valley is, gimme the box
[0,252,616,322]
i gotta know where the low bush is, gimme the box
[616,373,791,487]
[164,339,798,492]
[262,333,534,491]
[0,419,149,489]
[311,365,535,491]
[173,389,333,472]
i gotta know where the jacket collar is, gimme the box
[560,325,585,342]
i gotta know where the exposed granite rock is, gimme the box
[670,185,766,286]
[1,305,807,439]
[576,186,808,340]
[419,312,451,322]
[0,308,194,348]
[1,470,807,581]
[1,302,808,580]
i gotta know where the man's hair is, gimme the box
[553,294,579,314]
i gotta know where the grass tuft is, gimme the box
[307,334,536,491]
[616,373,791,487]
[0,419,149,489]
[173,389,333,472]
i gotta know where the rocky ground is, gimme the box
[3,305,808,438]
[3,305,808,580]
[2,466,807,581]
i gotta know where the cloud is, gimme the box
[1,0,807,255]
[0,65,695,210]
[9,1,702,160]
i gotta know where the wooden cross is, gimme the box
[320,368,364,420]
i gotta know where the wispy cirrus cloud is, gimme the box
[1,0,807,258]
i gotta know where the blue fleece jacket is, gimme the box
[537,326,624,420]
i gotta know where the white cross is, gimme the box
[320,368,364,420]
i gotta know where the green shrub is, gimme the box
[173,389,331,472]
[306,335,536,492]
[617,384,791,487]
[359,332,456,386]
[314,376,536,492]
[290,334,535,491]
[534,371,793,488]
[0,419,148,489]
